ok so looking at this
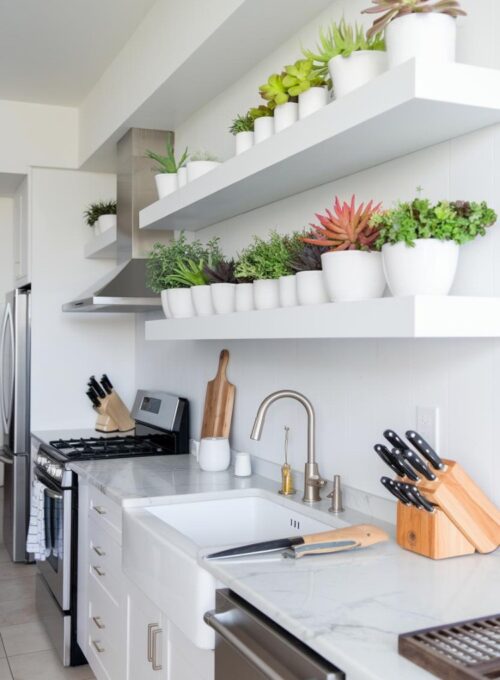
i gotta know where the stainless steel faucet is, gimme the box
[250,390,326,503]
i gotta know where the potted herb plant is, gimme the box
[83,200,117,235]
[146,141,189,199]
[229,113,254,155]
[304,195,386,302]
[290,241,329,306]
[282,59,330,120]
[304,19,385,99]
[186,150,222,182]
[249,105,274,144]
[362,0,466,69]
[204,259,238,314]
[259,73,298,133]
[372,197,497,296]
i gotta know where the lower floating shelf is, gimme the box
[145,296,500,341]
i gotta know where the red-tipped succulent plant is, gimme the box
[303,195,383,251]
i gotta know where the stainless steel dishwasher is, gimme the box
[204,590,345,680]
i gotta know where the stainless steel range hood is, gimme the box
[63,128,173,313]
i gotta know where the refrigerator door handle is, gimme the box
[4,305,14,434]
[0,304,12,434]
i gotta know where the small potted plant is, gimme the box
[290,241,329,306]
[146,140,189,199]
[304,19,385,99]
[362,0,466,69]
[229,113,254,155]
[282,59,330,120]
[83,200,117,235]
[249,105,274,144]
[373,196,497,296]
[259,73,298,133]
[304,195,386,302]
[204,258,238,314]
[186,150,222,182]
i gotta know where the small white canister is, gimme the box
[198,437,231,472]
[234,452,252,477]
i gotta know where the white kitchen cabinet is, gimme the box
[126,578,168,679]
[13,176,30,286]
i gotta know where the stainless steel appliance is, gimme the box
[33,390,189,666]
[205,590,344,680]
[1,286,31,562]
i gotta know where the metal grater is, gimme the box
[399,614,500,679]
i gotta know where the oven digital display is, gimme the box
[141,396,161,415]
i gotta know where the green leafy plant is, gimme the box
[259,73,297,109]
[190,150,220,162]
[372,198,497,248]
[303,195,383,251]
[282,59,328,96]
[234,231,300,281]
[303,19,385,78]
[204,258,238,284]
[145,140,189,174]
[83,200,117,227]
[229,113,254,135]
[362,0,466,38]
[249,105,274,120]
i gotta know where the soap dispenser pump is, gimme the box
[279,426,296,496]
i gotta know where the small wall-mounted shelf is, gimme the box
[145,296,500,341]
[139,61,500,233]
[84,226,117,259]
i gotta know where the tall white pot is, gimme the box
[382,239,459,297]
[235,131,254,155]
[254,117,274,143]
[97,214,116,233]
[279,275,297,307]
[211,283,236,315]
[298,87,329,119]
[273,102,298,133]
[328,51,387,99]
[191,285,214,316]
[322,251,385,302]
[155,173,178,199]
[235,283,254,312]
[385,13,456,68]
[296,271,328,306]
[253,279,280,310]
[166,288,195,318]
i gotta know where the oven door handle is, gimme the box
[43,486,63,501]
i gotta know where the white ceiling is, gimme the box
[0,0,157,106]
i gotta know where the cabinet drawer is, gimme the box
[88,578,125,680]
[88,485,122,544]
[88,516,123,606]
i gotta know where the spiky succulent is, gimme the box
[146,140,189,174]
[362,0,466,38]
[229,113,254,135]
[204,259,238,284]
[303,195,383,251]
[282,59,328,97]
[290,241,327,272]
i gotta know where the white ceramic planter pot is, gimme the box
[160,290,172,319]
[382,239,459,297]
[186,161,221,182]
[177,166,188,188]
[211,283,236,315]
[235,283,254,312]
[166,287,195,318]
[328,51,387,99]
[321,251,385,302]
[191,285,214,316]
[385,13,456,68]
[155,173,178,199]
[298,87,329,119]
[273,102,298,133]
[96,214,116,233]
[296,271,328,306]
[253,279,280,310]
[279,275,298,307]
[235,131,254,155]
[198,438,231,472]
[254,116,274,143]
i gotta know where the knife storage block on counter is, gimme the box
[94,392,135,433]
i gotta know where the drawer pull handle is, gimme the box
[93,505,107,515]
[92,640,105,654]
[93,546,105,556]
[92,565,106,577]
[152,627,163,671]
[92,616,105,630]
[147,623,158,662]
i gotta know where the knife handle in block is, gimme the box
[441,459,500,527]
[292,524,389,558]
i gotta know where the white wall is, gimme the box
[136,0,500,510]
[30,167,135,430]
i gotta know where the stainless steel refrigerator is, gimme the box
[0,287,30,562]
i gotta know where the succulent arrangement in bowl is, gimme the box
[186,150,222,182]
[83,200,117,234]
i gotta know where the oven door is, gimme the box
[34,470,72,611]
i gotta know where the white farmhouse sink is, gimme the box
[122,490,341,650]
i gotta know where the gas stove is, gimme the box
[48,433,175,459]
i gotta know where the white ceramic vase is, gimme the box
[253,279,280,310]
[278,275,298,307]
[191,285,214,316]
[321,251,386,302]
[155,173,178,199]
[235,283,254,312]
[177,166,188,188]
[235,131,254,155]
[298,87,329,119]
[186,160,221,182]
[198,437,231,472]
[160,290,172,319]
[96,214,116,234]
[328,51,387,99]
[211,283,236,315]
[273,102,298,133]
[385,13,456,68]
[253,116,274,143]
[382,239,459,297]
[296,271,328,306]
[166,287,195,318]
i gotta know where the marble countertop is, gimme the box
[71,455,500,680]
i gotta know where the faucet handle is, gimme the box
[307,475,326,488]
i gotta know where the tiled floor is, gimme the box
[0,489,95,679]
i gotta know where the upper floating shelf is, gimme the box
[84,226,117,259]
[145,296,500,341]
[140,60,500,232]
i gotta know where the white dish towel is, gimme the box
[26,479,50,561]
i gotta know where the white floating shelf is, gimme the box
[140,60,500,232]
[84,226,117,259]
[145,296,500,341]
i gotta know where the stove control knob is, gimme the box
[54,468,63,480]
[37,454,47,466]
[48,464,57,477]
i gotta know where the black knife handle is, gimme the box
[86,389,100,408]
[390,450,420,482]
[380,477,412,505]
[374,445,407,477]
[405,431,445,471]
[101,374,113,391]
[383,429,412,454]
[394,482,422,509]
[405,485,435,513]
[89,376,106,399]
[395,447,436,481]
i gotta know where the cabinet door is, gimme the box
[126,581,168,679]
[13,177,30,286]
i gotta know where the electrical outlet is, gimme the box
[189,438,200,459]
[416,407,440,451]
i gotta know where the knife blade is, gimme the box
[374,444,408,477]
[394,446,436,481]
[89,376,106,400]
[403,484,435,513]
[380,477,412,505]
[405,431,445,471]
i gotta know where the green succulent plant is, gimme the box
[282,59,328,97]
[145,140,189,174]
[190,150,220,162]
[229,113,254,135]
[249,105,274,120]
[362,0,466,38]
[83,200,117,227]
[259,73,294,109]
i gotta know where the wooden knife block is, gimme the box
[95,392,135,433]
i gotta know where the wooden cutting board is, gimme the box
[200,349,235,439]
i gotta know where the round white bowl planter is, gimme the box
[235,131,254,155]
[96,214,116,234]
[254,116,274,143]
[235,283,254,312]
[211,283,236,315]
[191,285,214,316]
[296,271,328,306]
[186,160,221,182]
[382,239,459,297]
[166,288,195,319]
[253,279,280,310]
[279,275,298,307]
[321,251,386,302]
[298,87,329,119]
[155,173,178,199]
[385,13,456,68]
[177,166,188,188]
[160,290,172,319]
[273,102,298,133]
[329,51,387,99]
